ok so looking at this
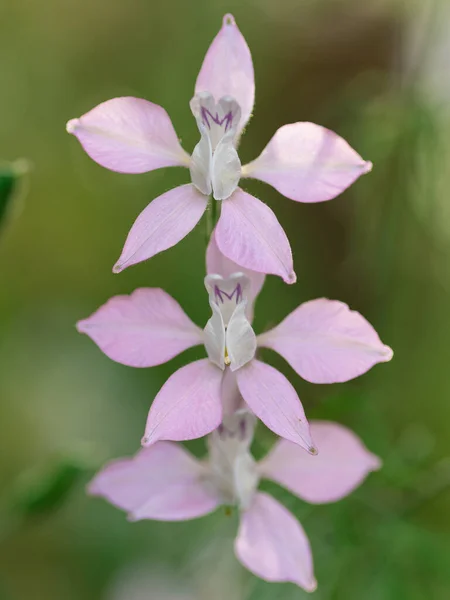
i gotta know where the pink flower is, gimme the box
[89,414,381,591]
[77,237,392,450]
[66,14,371,283]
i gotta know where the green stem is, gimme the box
[211,195,217,226]
[205,197,218,244]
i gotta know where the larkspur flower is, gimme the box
[77,236,392,449]
[66,14,371,283]
[89,412,381,591]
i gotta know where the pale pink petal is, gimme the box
[235,492,316,591]
[66,97,190,173]
[190,92,242,152]
[113,184,208,273]
[259,421,381,504]
[211,129,241,200]
[203,301,226,370]
[258,298,393,383]
[89,442,220,521]
[204,273,250,327]
[206,231,265,319]
[195,14,254,137]
[189,121,212,196]
[215,188,296,284]
[242,122,372,203]
[236,360,315,453]
[142,360,223,445]
[77,288,203,367]
[226,302,257,371]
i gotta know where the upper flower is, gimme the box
[77,236,392,450]
[89,414,381,591]
[66,14,371,283]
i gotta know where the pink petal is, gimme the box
[66,97,190,173]
[114,184,208,272]
[242,122,372,203]
[259,421,381,504]
[235,492,316,591]
[236,360,315,453]
[89,442,220,521]
[195,14,254,137]
[189,120,212,196]
[258,299,393,383]
[142,359,223,445]
[226,302,257,371]
[203,300,226,370]
[206,231,265,319]
[215,188,296,284]
[77,288,203,367]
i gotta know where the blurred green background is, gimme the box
[1,0,450,598]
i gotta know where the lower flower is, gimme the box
[89,414,380,592]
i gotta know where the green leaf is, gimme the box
[10,454,92,519]
[0,159,28,233]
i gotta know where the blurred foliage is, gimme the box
[0,160,27,235]
[10,454,92,520]
[0,169,15,227]
[0,0,450,599]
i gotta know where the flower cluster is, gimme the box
[68,14,392,592]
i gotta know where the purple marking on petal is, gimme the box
[214,283,242,304]
[201,107,234,132]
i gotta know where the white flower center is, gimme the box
[206,412,259,510]
[189,92,242,201]
[203,273,257,371]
